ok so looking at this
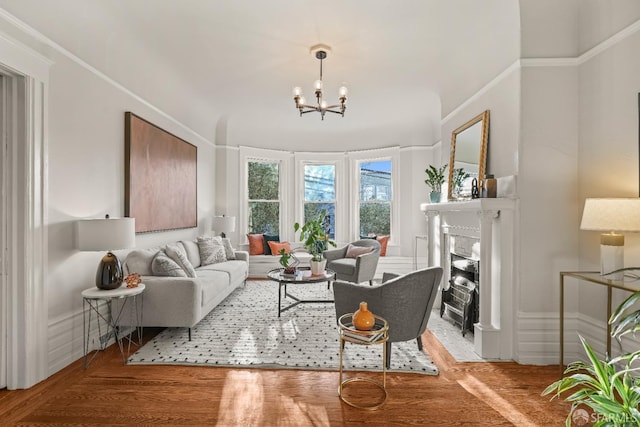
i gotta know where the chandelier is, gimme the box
[293,44,347,120]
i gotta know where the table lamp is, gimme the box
[580,198,640,280]
[76,216,136,289]
[212,215,236,238]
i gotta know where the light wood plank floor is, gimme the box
[0,328,569,426]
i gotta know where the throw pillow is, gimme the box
[268,241,291,255]
[222,237,236,260]
[164,244,197,278]
[345,244,374,258]
[376,235,389,257]
[151,251,188,277]
[262,234,280,255]
[247,233,264,255]
[197,236,227,265]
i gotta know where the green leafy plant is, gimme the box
[543,282,640,426]
[424,164,448,193]
[278,248,298,274]
[452,167,471,195]
[294,210,336,261]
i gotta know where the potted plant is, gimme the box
[425,164,448,203]
[543,272,640,426]
[294,210,337,275]
[278,248,299,275]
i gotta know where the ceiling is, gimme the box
[0,0,521,147]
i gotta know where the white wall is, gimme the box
[0,18,217,374]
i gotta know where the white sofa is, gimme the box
[121,239,248,339]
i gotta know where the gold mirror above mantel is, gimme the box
[447,110,489,201]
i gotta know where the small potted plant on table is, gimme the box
[278,248,299,276]
[425,164,448,203]
[294,210,337,275]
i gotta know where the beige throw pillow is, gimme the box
[165,244,197,278]
[345,244,373,258]
[151,251,188,277]
[197,236,227,265]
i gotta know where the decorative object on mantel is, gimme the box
[75,215,136,289]
[292,44,347,120]
[424,164,448,203]
[212,214,236,238]
[352,301,376,331]
[471,178,480,199]
[482,174,497,198]
[451,168,471,198]
[448,110,489,201]
[580,198,640,280]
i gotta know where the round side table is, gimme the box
[338,313,389,410]
[82,284,145,368]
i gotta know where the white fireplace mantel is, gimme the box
[420,198,517,360]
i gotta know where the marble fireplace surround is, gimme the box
[421,198,517,360]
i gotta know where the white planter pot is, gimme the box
[310,258,327,275]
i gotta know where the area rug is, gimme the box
[128,280,438,375]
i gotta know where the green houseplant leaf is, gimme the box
[424,164,448,193]
[293,210,336,261]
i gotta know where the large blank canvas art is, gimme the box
[125,112,197,233]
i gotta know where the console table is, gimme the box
[559,271,640,371]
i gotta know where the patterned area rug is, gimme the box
[128,280,438,375]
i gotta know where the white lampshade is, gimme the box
[580,198,640,232]
[212,215,236,234]
[76,217,136,251]
[580,198,640,279]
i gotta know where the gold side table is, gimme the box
[338,313,389,410]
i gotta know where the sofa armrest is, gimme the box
[234,250,249,262]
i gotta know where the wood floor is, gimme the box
[0,327,570,426]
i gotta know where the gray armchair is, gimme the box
[323,239,381,285]
[333,266,444,368]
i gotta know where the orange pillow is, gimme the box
[247,233,264,255]
[376,235,389,256]
[268,241,291,255]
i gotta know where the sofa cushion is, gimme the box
[268,241,291,255]
[180,240,201,268]
[195,271,232,308]
[247,233,264,255]
[165,244,197,278]
[222,237,236,260]
[262,234,280,255]
[152,251,188,277]
[376,235,389,256]
[124,247,160,276]
[198,236,227,265]
[197,260,248,285]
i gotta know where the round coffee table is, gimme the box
[267,267,336,317]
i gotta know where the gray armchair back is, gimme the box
[323,239,381,285]
[333,266,444,367]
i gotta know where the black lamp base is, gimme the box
[96,251,124,290]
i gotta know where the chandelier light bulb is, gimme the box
[320,100,327,109]
[293,86,302,96]
[314,79,323,91]
[298,96,306,106]
[339,86,348,97]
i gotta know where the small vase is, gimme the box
[310,258,327,276]
[429,191,441,203]
[352,301,375,331]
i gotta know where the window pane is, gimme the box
[304,203,335,239]
[248,202,280,234]
[304,164,335,201]
[360,160,391,201]
[248,161,279,200]
[360,202,390,236]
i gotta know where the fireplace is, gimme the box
[441,243,480,336]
